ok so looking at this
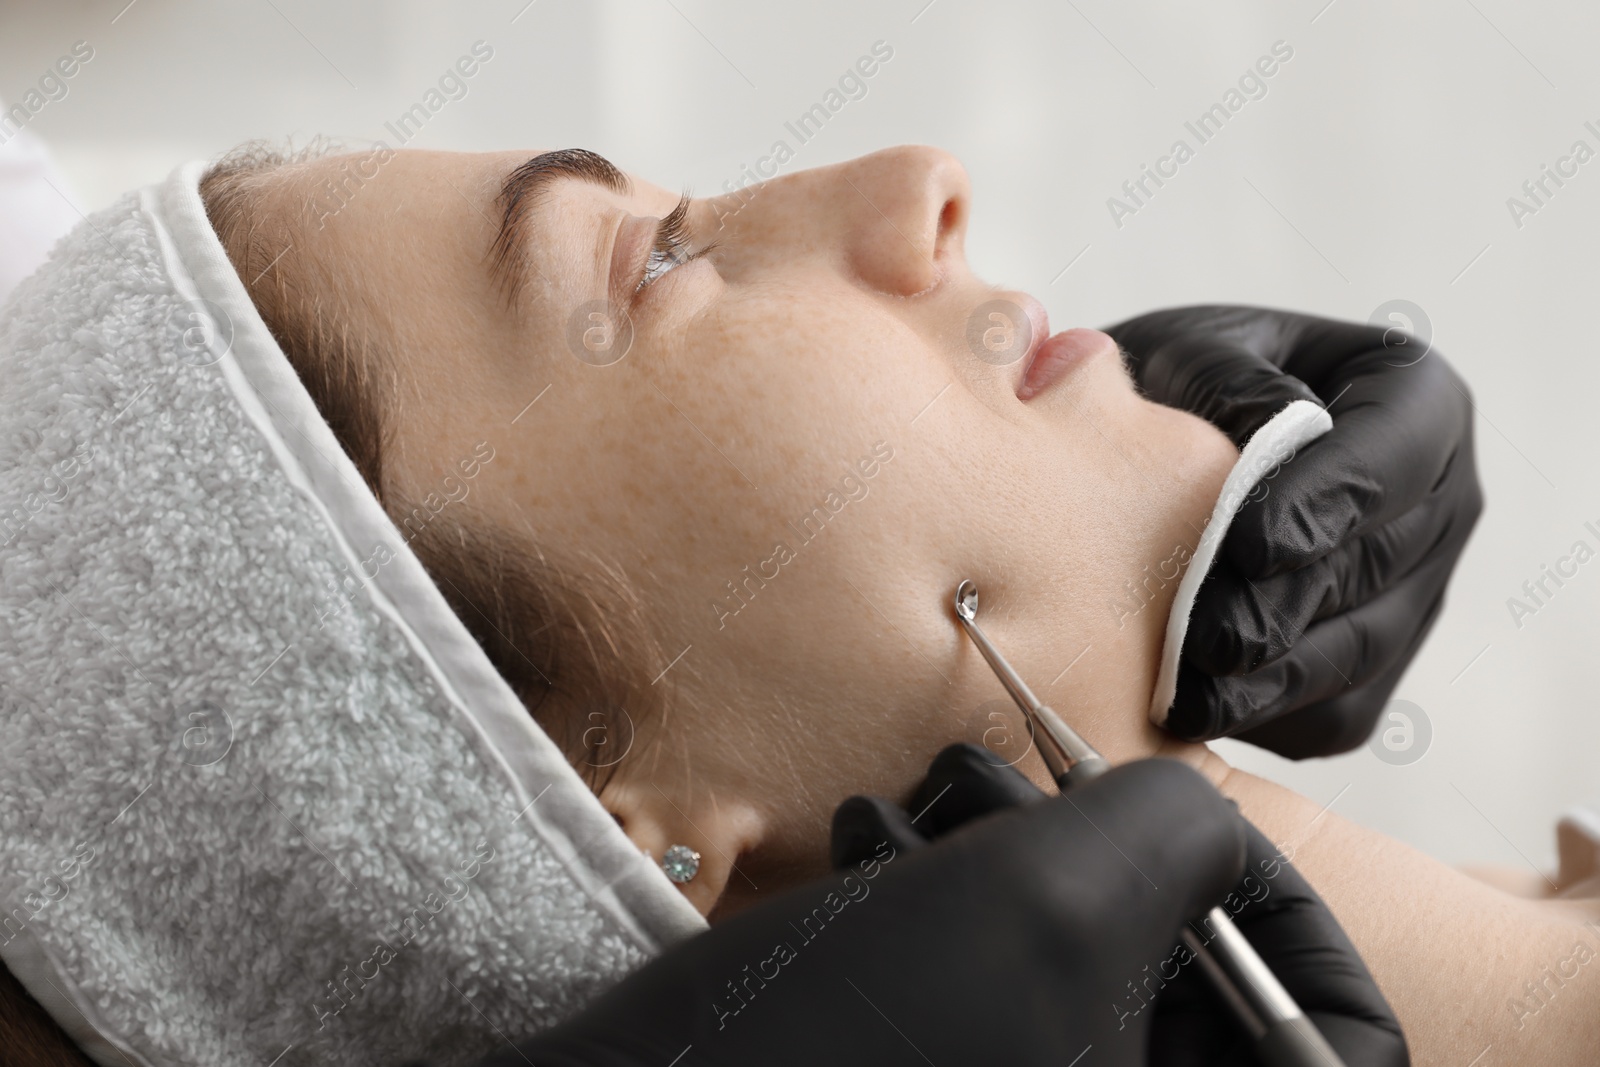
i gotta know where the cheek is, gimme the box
[494,285,953,637]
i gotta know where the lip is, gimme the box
[1018,327,1116,401]
[982,291,1050,387]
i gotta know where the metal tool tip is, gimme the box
[953,580,979,621]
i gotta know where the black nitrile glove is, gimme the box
[1105,305,1482,756]
[475,758,1249,1067]
[834,744,1409,1067]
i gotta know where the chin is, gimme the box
[1153,399,1238,490]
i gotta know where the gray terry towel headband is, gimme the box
[0,161,705,1067]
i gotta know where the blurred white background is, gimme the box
[4,0,1597,873]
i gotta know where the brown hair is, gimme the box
[0,961,96,1067]
[198,140,666,785]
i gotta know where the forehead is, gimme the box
[289,148,527,222]
[265,147,700,338]
[286,147,682,271]
[296,147,680,213]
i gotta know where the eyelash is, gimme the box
[636,195,715,292]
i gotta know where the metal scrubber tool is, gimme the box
[953,580,1347,1067]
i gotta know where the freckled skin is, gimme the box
[257,146,1600,1066]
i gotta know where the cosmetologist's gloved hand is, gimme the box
[834,744,1409,1067]
[474,758,1250,1067]
[1105,305,1481,756]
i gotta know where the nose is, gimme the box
[834,146,971,296]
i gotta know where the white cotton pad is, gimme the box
[1149,399,1334,727]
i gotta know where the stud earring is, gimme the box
[660,844,701,884]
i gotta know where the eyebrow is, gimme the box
[488,148,631,305]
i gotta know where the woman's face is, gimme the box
[281,145,1237,915]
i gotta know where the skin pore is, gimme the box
[247,145,1596,1067]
